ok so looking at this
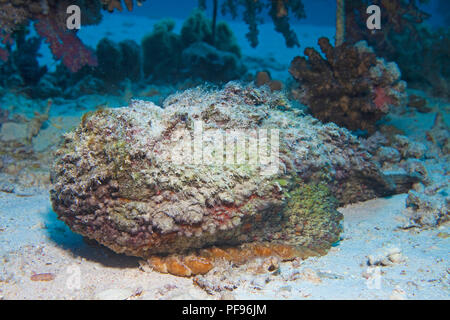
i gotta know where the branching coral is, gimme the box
[101,0,146,12]
[289,37,406,133]
[200,0,305,48]
[345,0,430,49]
[34,14,97,73]
[0,1,145,72]
[344,0,449,100]
[0,1,99,72]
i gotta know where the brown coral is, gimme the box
[344,1,449,100]
[289,37,406,133]
[102,0,136,12]
[345,0,430,53]
[201,0,305,48]
[255,71,283,91]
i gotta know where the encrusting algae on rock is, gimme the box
[50,83,410,277]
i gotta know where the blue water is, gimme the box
[122,0,447,27]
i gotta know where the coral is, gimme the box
[213,21,241,57]
[388,26,450,100]
[207,0,306,48]
[345,0,430,49]
[142,11,243,83]
[408,94,430,113]
[12,35,47,86]
[50,83,412,274]
[34,14,97,73]
[181,9,241,57]
[344,0,449,100]
[119,40,141,82]
[101,0,144,12]
[289,37,406,133]
[0,1,146,73]
[0,1,100,72]
[95,38,141,85]
[438,0,450,26]
[0,25,47,88]
[255,71,283,91]
[181,42,246,82]
[181,9,213,48]
[142,19,182,80]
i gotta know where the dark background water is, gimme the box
[113,0,446,27]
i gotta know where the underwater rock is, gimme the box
[426,112,450,155]
[408,94,431,113]
[65,75,105,98]
[141,19,182,80]
[376,146,401,164]
[289,38,406,133]
[403,181,449,228]
[391,135,427,160]
[32,74,62,98]
[50,83,407,268]
[181,42,246,83]
[367,247,405,267]
[255,71,283,92]
[96,38,141,86]
[142,11,243,83]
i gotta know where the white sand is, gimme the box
[0,191,448,300]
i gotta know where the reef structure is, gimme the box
[50,83,407,276]
[289,38,406,133]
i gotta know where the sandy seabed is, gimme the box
[0,191,448,300]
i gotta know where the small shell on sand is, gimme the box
[30,273,56,282]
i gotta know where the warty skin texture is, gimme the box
[50,83,398,260]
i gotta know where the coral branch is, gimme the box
[215,0,306,48]
[289,38,406,132]
[0,1,145,71]
[34,15,97,73]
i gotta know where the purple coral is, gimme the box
[0,1,106,72]
[34,15,97,73]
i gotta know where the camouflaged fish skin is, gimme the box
[50,83,396,257]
